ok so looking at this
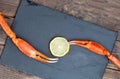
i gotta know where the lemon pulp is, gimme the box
[50,37,70,57]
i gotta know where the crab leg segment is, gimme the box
[70,40,120,68]
[0,12,58,63]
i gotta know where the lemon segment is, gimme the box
[50,37,70,57]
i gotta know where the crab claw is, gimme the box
[12,38,59,63]
[33,51,59,63]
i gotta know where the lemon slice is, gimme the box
[50,37,70,57]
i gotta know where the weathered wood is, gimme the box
[0,28,6,45]
[113,41,120,55]
[0,0,20,6]
[117,31,120,41]
[0,1,20,17]
[0,65,41,79]
[108,61,120,70]
[0,45,4,55]
[103,68,120,79]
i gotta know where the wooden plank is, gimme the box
[0,0,20,6]
[107,63,120,71]
[0,65,41,79]
[117,31,120,41]
[103,68,120,79]
[113,41,120,55]
[0,28,6,45]
[0,45,4,55]
[0,2,19,17]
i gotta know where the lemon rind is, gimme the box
[50,37,70,57]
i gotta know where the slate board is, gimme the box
[0,0,118,79]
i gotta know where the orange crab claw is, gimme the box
[0,12,58,63]
[70,40,120,69]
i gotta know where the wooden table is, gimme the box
[0,0,120,79]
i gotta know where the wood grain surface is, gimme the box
[0,0,120,79]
